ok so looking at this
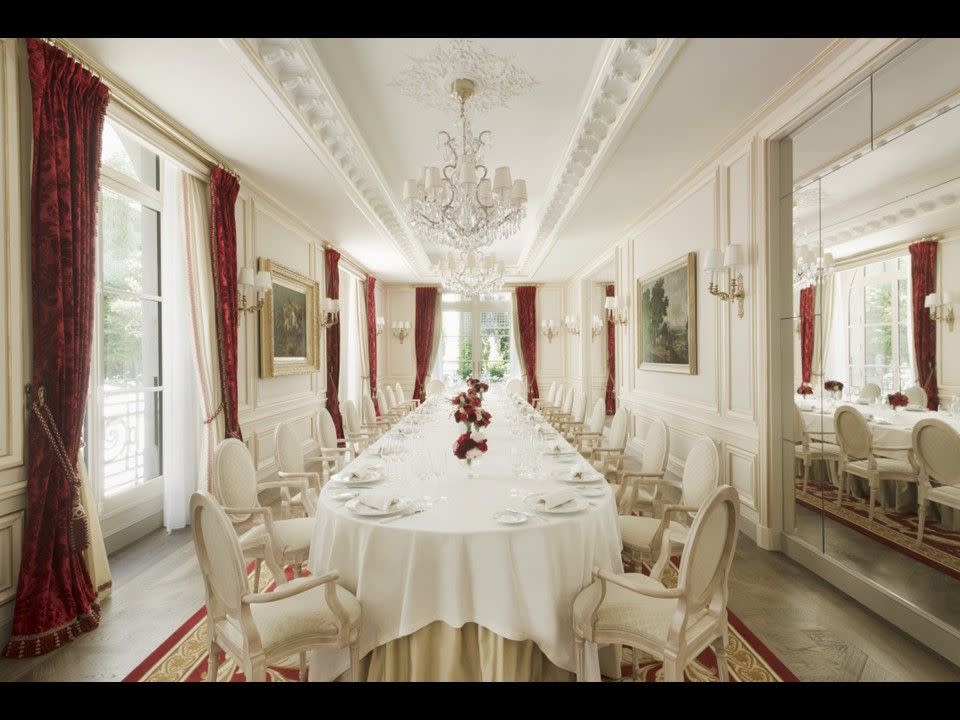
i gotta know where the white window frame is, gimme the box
[435,293,514,382]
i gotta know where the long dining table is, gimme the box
[307,387,624,681]
[799,399,960,528]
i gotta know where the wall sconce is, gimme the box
[563,314,580,336]
[603,296,628,325]
[391,320,411,343]
[925,292,955,331]
[590,314,604,340]
[238,267,272,315]
[375,316,386,336]
[541,319,560,343]
[704,244,746,318]
[320,297,341,329]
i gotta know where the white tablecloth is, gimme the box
[307,391,623,681]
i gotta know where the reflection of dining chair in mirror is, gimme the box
[834,406,918,520]
[857,383,882,403]
[903,384,928,408]
[794,404,841,493]
[912,419,960,545]
[573,485,739,682]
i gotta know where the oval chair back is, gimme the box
[904,385,928,408]
[834,405,872,461]
[213,438,259,526]
[560,386,575,415]
[858,383,881,403]
[913,419,960,488]
[426,379,445,398]
[340,400,362,436]
[190,491,248,619]
[362,395,378,425]
[680,437,720,513]
[607,406,628,449]
[274,421,305,474]
[395,383,406,404]
[586,398,605,435]
[642,418,670,476]
[544,381,557,404]
[318,407,339,449]
[384,386,398,412]
[570,390,586,424]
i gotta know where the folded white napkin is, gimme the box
[358,490,400,511]
[536,489,576,509]
[569,467,587,481]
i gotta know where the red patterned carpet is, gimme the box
[795,480,960,581]
[125,561,795,682]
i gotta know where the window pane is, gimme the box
[864,281,892,323]
[101,188,160,296]
[479,311,511,382]
[103,296,161,387]
[898,279,910,323]
[864,365,889,391]
[101,120,159,189]
[865,325,893,366]
[102,389,162,496]
[439,310,472,384]
[899,322,913,388]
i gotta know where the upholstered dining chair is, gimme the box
[213,439,314,592]
[384,386,407,419]
[505,378,525,398]
[190,492,362,682]
[375,387,402,423]
[557,390,587,441]
[857,383,882,403]
[573,399,606,458]
[834,405,918,519]
[613,418,670,516]
[572,485,740,682]
[340,400,375,454]
[618,436,720,579]
[533,380,557,409]
[362,394,390,437]
[545,386,575,425]
[426,378,446,398]
[912,418,960,544]
[273,422,325,518]
[316,407,353,478]
[394,382,419,411]
[590,405,628,485]
[794,404,841,493]
[904,384,928,408]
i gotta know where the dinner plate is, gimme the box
[493,510,528,525]
[523,494,589,514]
[327,489,359,501]
[559,471,600,484]
[330,469,384,486]
[575,486,607,498]
[344,496,413,517]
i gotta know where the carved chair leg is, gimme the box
[349,642,361,682]
[206,635,221,682]
[868,480,878,521]
[917,502,927,545]
[253,559,262,593]
[299,652,307,681]
[247,654,267,682]
[661,650,681,682]
[574,636,585,681]
[711,635,729,682]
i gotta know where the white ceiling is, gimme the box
[67,37,836,284]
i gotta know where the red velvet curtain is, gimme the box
[325,248,343,437]
[4,40,109,659]
[366,277,380,416]
[799,285,815,386]
[909,241,939,410]
[412,287,438,402]
[515,286,539,404]
[209,167,242,440]
[605,284,616,415]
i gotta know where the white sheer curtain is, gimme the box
[78,448,111,600]
[339,270,363,407]
[356,276,370,406]
[182,171,224,512]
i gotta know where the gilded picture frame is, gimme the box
[637,252,698,375]
[258,258,321,378]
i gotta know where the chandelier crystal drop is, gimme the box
[793,245,835,289]
[402,78,527,253]
[436,249,505,296]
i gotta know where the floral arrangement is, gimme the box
[796,383,814,397]
[887,391,909,409]
[466,377,489,399]
[824,380,844,393]
[453,430,488,461]
[451,381,493,465]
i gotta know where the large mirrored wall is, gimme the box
[780,38,960,644]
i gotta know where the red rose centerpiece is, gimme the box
[451,381,494,471]
[887,391,908,410]
[824,380,844,400]
[466,377,489,401]
[796,383,814,397]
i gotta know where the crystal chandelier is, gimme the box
[435,249,505,296]
[402,78,527,252]
[794,245,835,289]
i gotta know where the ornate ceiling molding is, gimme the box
[515,38,684,277]
[389,38,537,114]
[225,38,432,277]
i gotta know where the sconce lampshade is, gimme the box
[723,243,745,268]
[925,292,939,309]
[238,267,255,287]
[703,249,723,272]
[255,270,272,290]
[604,296,617,311]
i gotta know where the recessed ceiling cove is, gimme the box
[389,38,537,114]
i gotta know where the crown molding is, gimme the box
[515,38,683,277]
[223,38,432,278]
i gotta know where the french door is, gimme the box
[435,292,514,384]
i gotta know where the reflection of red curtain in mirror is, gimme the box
[909,240,938,410]
[515,286,539,404]
[799,286,815,385]
[366,277,380,416]
[4,40,108,658]
[605,284,616,415]
[209,167,242,440]
[325,248,343,437]
[412,287,438,401]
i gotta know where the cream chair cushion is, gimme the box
[572,573,709,644]
[221,578,362,652]
[619,515,690,552]
[239,517,314,554]
[610,483,655,507]
[930,485,960,506]
[846,456,915,476]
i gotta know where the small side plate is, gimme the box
[493,510,529,525]
[328,489,359,502]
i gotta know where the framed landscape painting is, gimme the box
[637,252,697,374]
[258,258,321,378]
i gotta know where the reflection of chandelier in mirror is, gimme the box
[402,78,527,252]
[794,244,835,289]
[435,249,505,296]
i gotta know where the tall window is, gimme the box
[845,255,913,394]
[86,120,163,512]
[434,292,514,384]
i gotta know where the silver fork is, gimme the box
[378,503,425,524]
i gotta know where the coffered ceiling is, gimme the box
[66,37,835,283]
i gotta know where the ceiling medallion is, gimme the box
[401,76,528,257]
[389,38,537,114]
